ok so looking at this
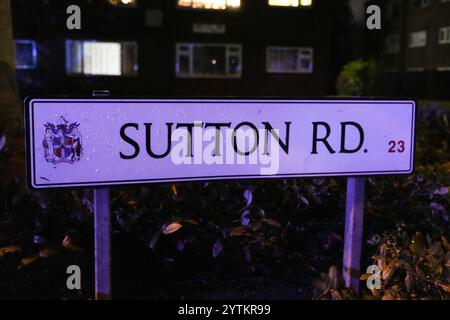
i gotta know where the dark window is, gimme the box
[392,2,400,17]
[176,43,242,78]
[266,47,313,73]
[193,46,226,76]
[14,40,37,69]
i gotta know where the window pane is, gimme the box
[300,58,311,70]
[121,42,138,76]
[178,54,190,74]
[65,40,138,76]
[176,43,241,78]
[107,0,137,7]
[178,0,240,9]
[228,55,241,74]
[385,35,400,53]
[439,27,450,44]
[267,47,313,73]
[193,46,226,75]
[268,0,312,7]
[15,40,37,69]
[66,40,83,74]
[409,31,427,47]
[83,42,122,76]
[267,48,298,71]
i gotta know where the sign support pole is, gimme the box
[94,187,111,300]
[92,90,112,300]
[342,177,365,294]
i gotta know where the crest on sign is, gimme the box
[43,117,82,164]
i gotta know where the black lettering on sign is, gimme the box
[311,122,336,154]
[262,121,291,155]
[232,122,259,156]
[145,123,174,159]
[340,121,365,154]
[120,123,140,160]
[204,122,232,156]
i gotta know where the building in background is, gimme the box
[12,0,349,97]
[365,0,450,99]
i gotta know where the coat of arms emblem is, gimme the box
[43,117,82,164]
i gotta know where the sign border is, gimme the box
[24,97,416,189]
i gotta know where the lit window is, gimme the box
[385,35,400,54]
[268,0,312,7]
[65,40,138,76]
[74,42,121,76]
[409,31,427,48]
[176,43,242,78]
[14,40,37,69]
[177,0,240,10]
[439,26,450,44]
[266,47,313,74]
[107,0,137,7]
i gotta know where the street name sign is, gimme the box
[25,98,416,189]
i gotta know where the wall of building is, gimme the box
[11,0,335,98]
[373,0,450,99]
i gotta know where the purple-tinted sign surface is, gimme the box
[25,98,415,189]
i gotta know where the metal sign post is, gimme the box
[92,91,112,300]
[343,177,365,293]
[94,187,111,300]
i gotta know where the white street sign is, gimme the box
[25,98,415,189]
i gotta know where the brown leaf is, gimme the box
[328,266,339,289]
[442,236,450,251]
[405,271,413,293]
[378,258,387,271]
[183,219,199,226]
[39,247,58,258]
[251,221,262,232]
[330,289,343,300]
[381,289,401,300]
[312,279,328,291]
[381,292,395,300]
[0,245,21,257]
[382,267,395,281]
[362,293,377,300]
[170,184,178,197]
[161,222,183,235]
[410,232,426,256]
[428,241,442,255]
[370,288,382,299]
[263,219,281,228]
[230,226,248,237]
[360,273,371,281]
[62,235,83,251]
[436,282,450,293]
[19,254,39,268]
[379,243,387,257]
[127,200,138,206]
